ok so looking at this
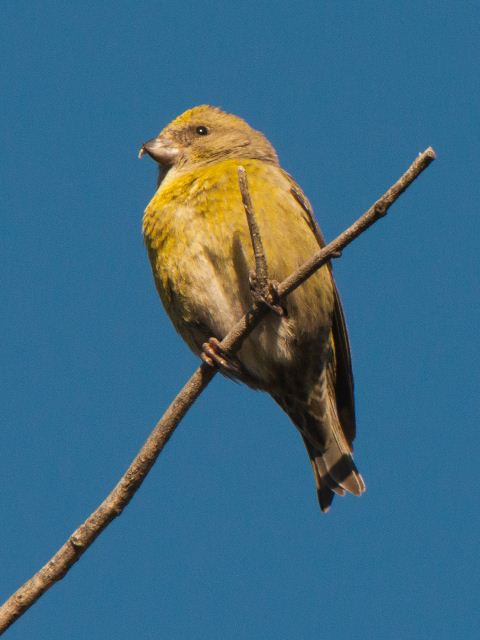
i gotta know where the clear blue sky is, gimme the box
[1,2,479,638]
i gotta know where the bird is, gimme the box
[140,105,365,511]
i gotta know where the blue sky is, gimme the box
[1,2,479,638]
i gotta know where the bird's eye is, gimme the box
[195,125,209,136]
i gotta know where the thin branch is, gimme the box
[238,165,287,316]
[0,147,436,635]
[238,166,269,292]
[278,147,436,298]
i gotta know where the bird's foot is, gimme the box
[249,273,287,316]
[201,337,243,376]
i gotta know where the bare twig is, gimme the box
[0,147,436,635]
[238,166,286,315]
[278,148,436,299]
[238,166,269,291]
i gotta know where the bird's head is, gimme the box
[139,105,278,179]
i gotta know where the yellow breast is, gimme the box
[142,158,334,380]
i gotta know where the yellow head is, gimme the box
[139,105,278,176]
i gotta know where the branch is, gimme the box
[0,147,436,634]
[238,166,269,291]
[237,166,285,316]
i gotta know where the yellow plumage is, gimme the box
[141,106,365,511]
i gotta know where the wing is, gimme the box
[288,177,356,445]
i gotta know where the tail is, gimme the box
[273,371,365,512]
[303,436,365,512]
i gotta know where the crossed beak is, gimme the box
[138,136,179,166]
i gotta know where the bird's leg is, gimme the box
[249,272,287,316]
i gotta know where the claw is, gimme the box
[249,275,287,316]
[201,337,242,374]
[267,280,287,316]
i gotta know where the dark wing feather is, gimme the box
[330,283,356,443]
[288,179,356,445]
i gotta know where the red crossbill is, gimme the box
[140,105,365,511]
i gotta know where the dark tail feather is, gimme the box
[305,441,334,512]
[322,388,365,496]
[274,388,365,512]
[304,438,350,512]
[317,485,335,513]
[321,439,365,496]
